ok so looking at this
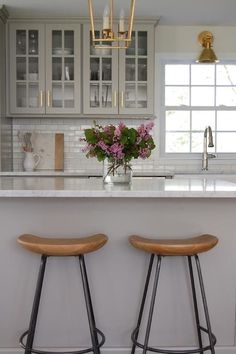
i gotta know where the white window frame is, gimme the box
[157,55,236,165]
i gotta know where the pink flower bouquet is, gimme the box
[82,121,156,175]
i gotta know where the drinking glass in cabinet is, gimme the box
[102,84,112,107]
[102,58,112,81]
[90,58,100,81]
[28,30,38,55]
[64,58,74,81]
[90,84,100,107]
[16,30,26,55]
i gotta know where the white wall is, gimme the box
[156,25,236,54]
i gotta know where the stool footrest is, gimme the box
[19,328,105,354]
[131,326,217,354]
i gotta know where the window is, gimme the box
[162,62,236,156]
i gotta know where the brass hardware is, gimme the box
[120,91,124,108]
[47,90,52,107]
[39,90,44,107]
[196,31,219,63]
[88,0,135,50]
[113,91,117,107]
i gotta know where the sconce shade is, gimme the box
[196,31,219,63]
[196,47,219,63]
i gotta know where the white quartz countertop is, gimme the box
[1,175,236,197]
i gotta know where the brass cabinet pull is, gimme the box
[39,90,44,107]
[47,90,52,107]
[113,90,117,108]
[120,91,124,108]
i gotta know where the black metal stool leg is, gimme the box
[187,256,203,353]
[194,255,216,354]
[79,255,101,354]
[143,256,162,354]
[24,255,47,354]
[131,254,155,354]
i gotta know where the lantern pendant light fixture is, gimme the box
[88,0,136,49]
[196,31,219,63]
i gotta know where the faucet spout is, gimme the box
[202,126,216,171]
[207,126,214,147]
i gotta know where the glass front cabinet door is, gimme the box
[83,23,154,115]
[45,24,81,114]
[119,24,154,115]
[9,23,81,115]
[9,23,45,114]
[83,23,119,114]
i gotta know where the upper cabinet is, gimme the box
[8,20,155,117]
[83,23,154,115]
[8,23,81,115]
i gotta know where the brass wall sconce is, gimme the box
[196,31,219,63]
[88,0,136,49]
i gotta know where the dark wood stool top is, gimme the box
[129,234,218,256]
[18,234,108,256]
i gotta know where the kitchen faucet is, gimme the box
[202,126,216,171]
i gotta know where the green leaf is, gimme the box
[84,129,98,144]
[128,128,137,144]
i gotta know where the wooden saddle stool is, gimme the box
[129,234,218,354]
[17,233,108,354]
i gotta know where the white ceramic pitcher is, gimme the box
[23,152,40,172]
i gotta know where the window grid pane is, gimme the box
[164,63,236,153]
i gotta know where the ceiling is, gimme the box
[1,0,236,26]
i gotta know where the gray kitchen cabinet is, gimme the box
[83,23,154,115]
[8,23,81,115]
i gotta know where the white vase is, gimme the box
[103,160,132,184]
[23,152,40,172]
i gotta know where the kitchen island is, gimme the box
[0,175,236,354]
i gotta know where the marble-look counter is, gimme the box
[0,175,236,197]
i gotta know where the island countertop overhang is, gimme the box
[0,175,236,197]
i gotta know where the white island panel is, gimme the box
[0,197,236,354]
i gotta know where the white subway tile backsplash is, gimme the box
[13,117,156,172]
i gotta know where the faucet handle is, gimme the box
[208,153,216,159]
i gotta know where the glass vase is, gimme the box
[103,160,132,184]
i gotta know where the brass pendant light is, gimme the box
[196,31,219,63]
[88,0,136,49]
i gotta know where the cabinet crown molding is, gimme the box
[7,16,159,26]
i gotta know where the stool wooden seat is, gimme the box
[18,233,108,256]
[17,233,108,354]
[129,233,218,354]
[129,234,218,256]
